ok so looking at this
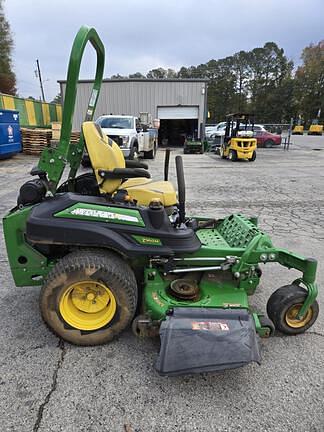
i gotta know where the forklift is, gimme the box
[219,113,257,161]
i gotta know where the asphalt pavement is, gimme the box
[0,135,323,432]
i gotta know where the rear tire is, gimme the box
[249,151,256,162]
[81,154,91,167]
[57,173,100,196]
[266,285,319,335]
[40,249,138,345]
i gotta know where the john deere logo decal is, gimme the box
[133,235,162,246]
[71,207,139,223]
[54,203,145,227]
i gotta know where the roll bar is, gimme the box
[38,25,105,192]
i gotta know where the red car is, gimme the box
[253,125,282,148]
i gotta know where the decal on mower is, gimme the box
[132,235,162,246]
[70,207,139,223]
[54,203,145,227]
[191,321,229,331]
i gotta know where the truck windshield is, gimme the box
[99,117,133,129]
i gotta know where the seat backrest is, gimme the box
[82,121,125,193]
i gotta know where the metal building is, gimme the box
[58,79,208,146]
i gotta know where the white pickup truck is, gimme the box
[95,114,158,159]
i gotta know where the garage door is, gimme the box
[157,106,199,120]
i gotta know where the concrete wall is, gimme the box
[59,79,207,131]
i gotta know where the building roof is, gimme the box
[58,78,208,84]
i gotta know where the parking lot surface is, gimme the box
[0,135,323,432]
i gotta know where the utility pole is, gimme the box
[35,59,45,102]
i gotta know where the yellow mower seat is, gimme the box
[82,122,177,207]
[121,179,177,207]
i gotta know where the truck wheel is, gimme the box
[144,141,157,159]
[129,144,139,160]
[266,285,319,335]
[40,249,138,345]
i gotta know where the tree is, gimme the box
[114,41,296,123]
[248,42,294,122]
[110,73,126,79]
[0,0,16,95]
[166,68,177,78]
[146,68,168,79]
[128,72,145,79]
[51,93,62,104]
[294,41,324,123]
[232,51,250,112]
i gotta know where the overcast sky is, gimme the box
[4,0,324,101]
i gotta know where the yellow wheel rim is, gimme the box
[59,281,117,331]
[285,303,313,329]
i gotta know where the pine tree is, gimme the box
[0,0,16,95]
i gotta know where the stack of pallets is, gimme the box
[21,128,52,155]
[21,128,81,155]
[71,131,81,143]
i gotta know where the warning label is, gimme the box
[191,321,229,331]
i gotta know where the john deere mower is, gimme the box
[183,136,204,154]
[3,27,319,375]
[220,113,257,161]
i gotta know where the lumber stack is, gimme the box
[71,131,81,143]
[21,128,52,155]
[51,122,61,140]
[21,128,81,155]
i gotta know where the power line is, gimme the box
[35,59,45,101]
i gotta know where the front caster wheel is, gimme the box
[266,285,319,335]
[40,249,138,345]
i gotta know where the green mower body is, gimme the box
[183,139,204,154]
[2,26,320,376]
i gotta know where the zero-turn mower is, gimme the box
[3,27,319,375]
[183,137,204,154]
[220,113,257,161]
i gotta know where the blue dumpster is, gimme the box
[0,109,22,159]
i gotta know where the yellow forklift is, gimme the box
[219,113,257,162]
[308,109,323,136]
